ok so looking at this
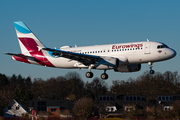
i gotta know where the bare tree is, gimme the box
[65,72,85,99]
[73,97,93,120]
[170,100,180,119]
[67,94,76,101]
[87,77,108,102]
[31,78,46,99]
[0,85,14,115]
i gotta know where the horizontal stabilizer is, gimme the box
[4,53,40,62]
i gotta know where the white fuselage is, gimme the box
[44,41,176,69]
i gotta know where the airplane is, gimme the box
[4,21,176,80]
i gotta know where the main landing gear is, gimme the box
[101,70,108,80]
[85,66,108,80]
[85,66,94,78]
[86,72,93,78]
[148,62,155,74]
[85,71,108,80]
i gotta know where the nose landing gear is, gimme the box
[148,62,155,74]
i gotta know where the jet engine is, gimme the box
[95,57,119,70]
[114,64,141,72]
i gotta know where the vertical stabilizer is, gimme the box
[14,21,45,54]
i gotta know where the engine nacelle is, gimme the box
[95,57,118,70]
[114,64,141,72]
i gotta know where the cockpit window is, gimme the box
[157,45,169,49]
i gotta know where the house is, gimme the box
[98,94,147,117]
[28,100,73,116]
[156,94,180,111]
[3,99,28,117]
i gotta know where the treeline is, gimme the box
[0,72,108,115]
[0,71,180,116]
[110,71,180,106]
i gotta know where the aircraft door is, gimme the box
[144,43,151,54]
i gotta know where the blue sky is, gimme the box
[1,1,179,86]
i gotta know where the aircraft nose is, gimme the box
[169,49,176,58]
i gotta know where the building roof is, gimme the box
[3,99,28,117]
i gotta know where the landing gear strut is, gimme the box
[85,65,93,78]
[101,70,108,80]
[148,62,155,74]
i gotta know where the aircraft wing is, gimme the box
[4,53,41,62]
[43,48,101,65]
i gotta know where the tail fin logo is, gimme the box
[14,21,45,54]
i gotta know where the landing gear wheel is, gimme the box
[148,62,155,74]
[86,72,93,78]
[101,73,108,80]
[150,70,155,74]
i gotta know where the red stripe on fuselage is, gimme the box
[19,38,55,67]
